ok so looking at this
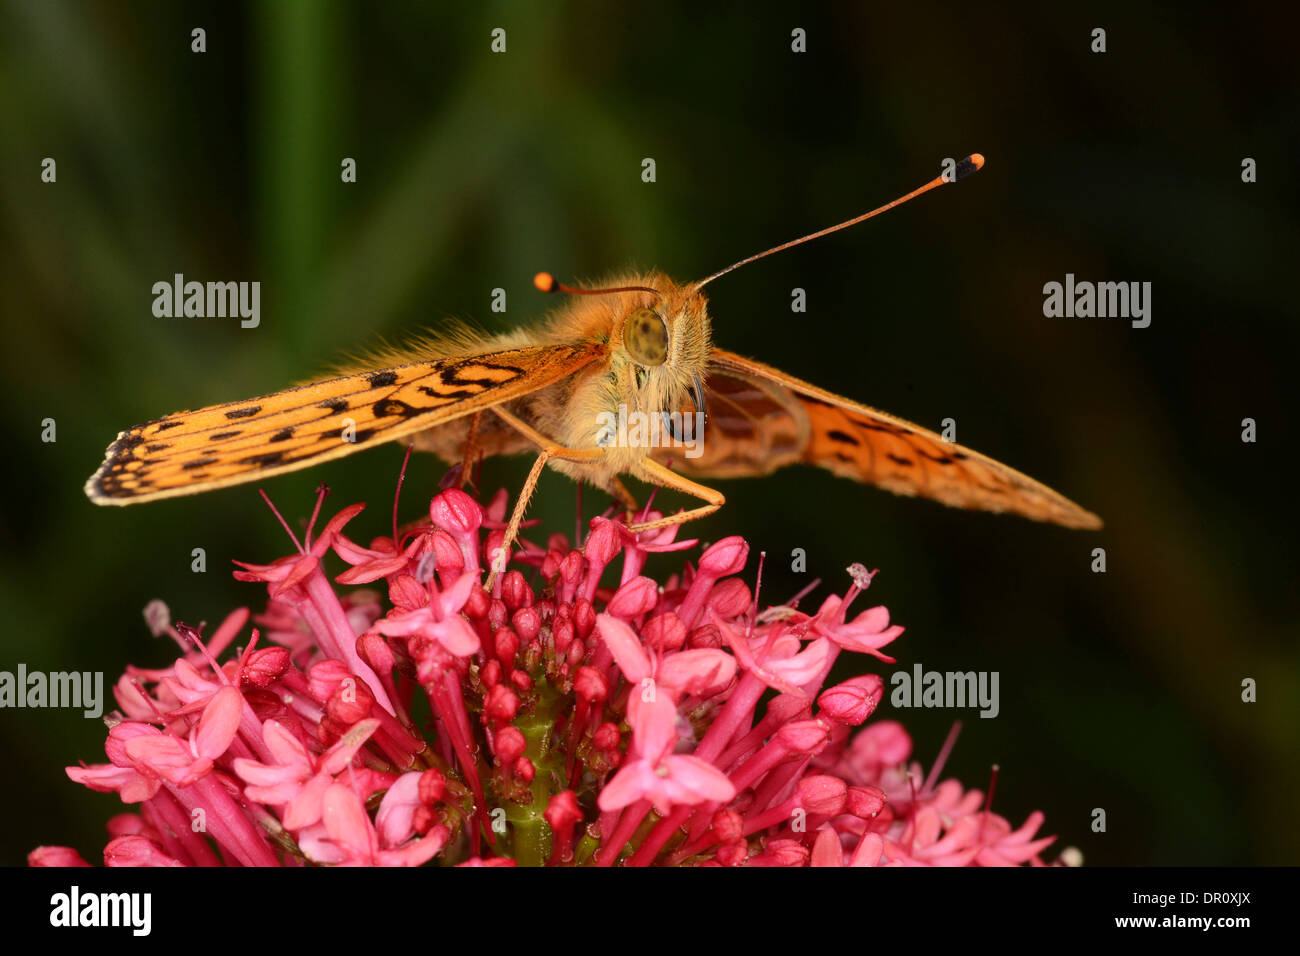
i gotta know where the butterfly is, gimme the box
[86,153,1101,564]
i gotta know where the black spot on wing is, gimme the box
[270,427,295,442]
[225,406,262,420]
[183,457,219,470]
[319,398,348,413]
[885,453,914,467]
[156,421,184,432]
[209,431,242,441]
[367,370,398,388]
[240,451,286,466]
[826,429,860,446]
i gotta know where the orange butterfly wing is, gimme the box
[659,348,1101,529]
[86,342,605,505]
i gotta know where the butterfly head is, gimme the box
[536,271,712,424]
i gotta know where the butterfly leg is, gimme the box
[457,411,483,490]
[487,406,606,587]
[625,458,725,533]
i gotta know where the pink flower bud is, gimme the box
[419,768,447,804]
[642,612,687,651]
[573,666,608,703]
[715,842,748,866]
[494,726,526,764]
[501,570,532,610]
[429,488,483,535]
[493,627,519,668]
[488,599,508,634]
[707,577,752,618]
[510,669,532,691]
[712,808,744,844]
[560,551,587,589]
[512,606,541,643]
[514,757,535,783]
[480,659,502,688]
[572,599,596,640]
[584,517,625,567]
[540,551,561,579]
[607,576,658,619]
[326,678,375,726]
[356,633,395,675]
[485,684,520,724]
[566,639,585,669]
[818,674,884,725]
[797,775,847,816]
[592,722,620,751]
[544,790,582,831]
[764,839,810,867]
[776,719,830,754]
[698,536,749,576]
[388,574,427,611]
[846,785,887,820]
[552,617,574,656]
[241,647,290,688]
[687,624,722,649]
[463,584,490,620]
[429,529,464,573]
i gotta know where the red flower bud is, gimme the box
[846,785,887,820]
[572,599,596,639]
[419,768,447,804]
[512,606,541,644]
[429,488,483,535]
[573,666,608,703]
[494,726,526,764]
[797,775,847,816]
[592,722,620,751]
[493,627,519,669]
[707,577,752,618]
[501,570,532,610]
[241,647,290,688]
[818,674,884,725]
[712,808,744,844]
[642,612,687,651]
[484,684,520,724]
[607,576,658,619]
[698,536,749,576]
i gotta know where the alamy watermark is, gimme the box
[152,273,260,328]
[1042,273,1151,328]
[890,663,999,718]
[0,664,103,718]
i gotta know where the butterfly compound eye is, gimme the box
[624,307,669,367]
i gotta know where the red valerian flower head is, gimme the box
[37,482,1070,868]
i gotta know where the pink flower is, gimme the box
[597,694,735,815]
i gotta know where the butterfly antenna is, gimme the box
[534,272,663,303]
[690,153,985,292]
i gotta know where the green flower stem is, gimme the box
[502,678,568,866]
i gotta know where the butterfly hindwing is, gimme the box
[661,348,1100,529]
[87,342,605,505]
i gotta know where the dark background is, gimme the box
[1,1,1296,866]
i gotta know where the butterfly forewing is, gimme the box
[657,349,1101,530]
[87,343,605,504]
